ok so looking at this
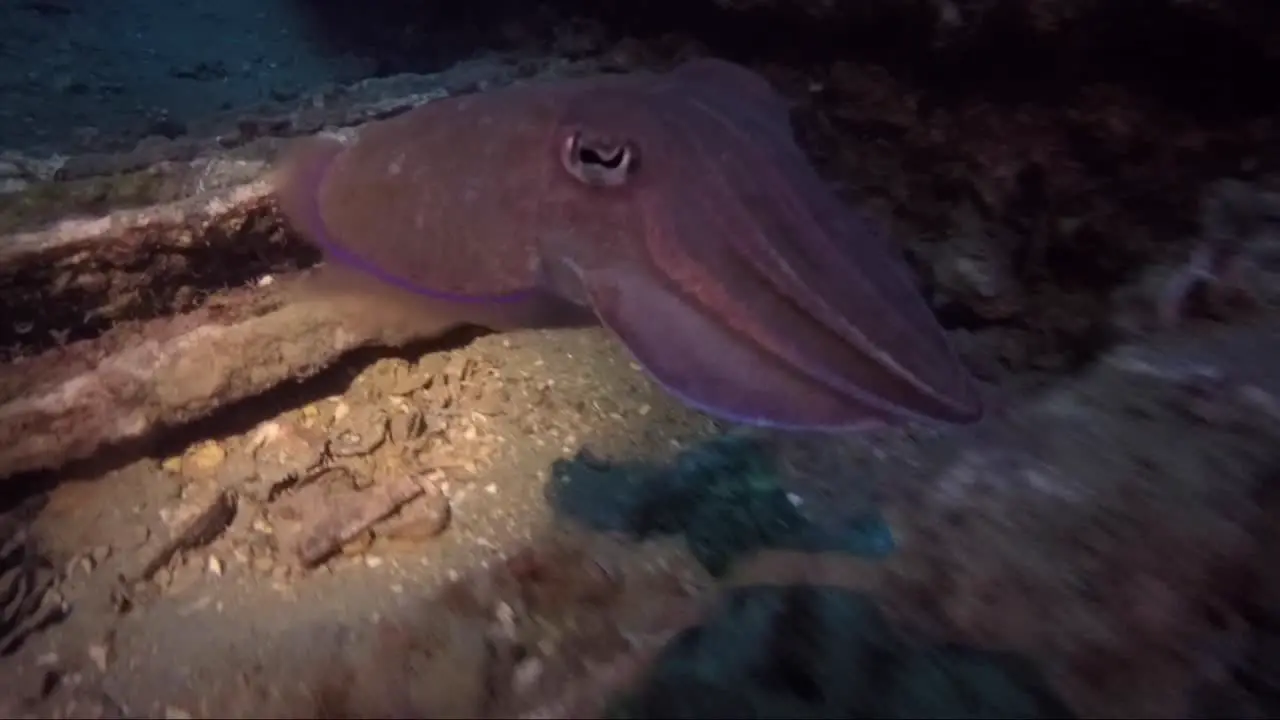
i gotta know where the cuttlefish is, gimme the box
[273,58,983,431]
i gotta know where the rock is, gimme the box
[377,482,452,544]
[140,490,237,583]
[249,422,326,495]
[863,318,1280,717]
[271,475,428,568]
[609,586,1070,718]
[327,406,389,458]
[181,440,226,477]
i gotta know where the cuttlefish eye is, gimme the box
[560,130,639,188]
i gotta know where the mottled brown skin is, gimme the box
[273,58,983,431]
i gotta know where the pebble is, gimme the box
[182,441,226,475]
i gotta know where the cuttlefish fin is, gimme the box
[272,134,346,249]
[571,264,894,430]
[271,135,454,342]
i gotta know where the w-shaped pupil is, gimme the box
[579,145,625,168]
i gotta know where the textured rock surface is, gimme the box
[0,57,606,479]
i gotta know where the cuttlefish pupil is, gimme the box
[561,130,638,188]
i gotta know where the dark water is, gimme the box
[0,0,1276,154]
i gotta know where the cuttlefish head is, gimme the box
[534,58,984,432]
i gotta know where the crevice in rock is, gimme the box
[0,208,318,364]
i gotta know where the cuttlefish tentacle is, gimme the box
[569,264,896,430]
[668,86,978,421]
[555,144,915,429]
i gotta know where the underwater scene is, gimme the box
[1,0,1278,716]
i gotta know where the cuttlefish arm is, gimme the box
[540,59,983,430]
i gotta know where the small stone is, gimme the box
[253,423,326,486]
[300,404,320,426]
[247,421,282,452]
[125,526,151,549]
[142,490,237,583]
[87,643,109,673]
[206,555,223,577]
[513,657,544,694]
[214,452,258,488]
[287,477,425,568]
[168,562,202,594]
[389,409,427,444]
[494,601,517,640]
[471,384,509,416]
[328,407,389,458]
[332,401,350,424]
[379,483,452,543]
[388,361,430,395]
[182,441,226,476]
